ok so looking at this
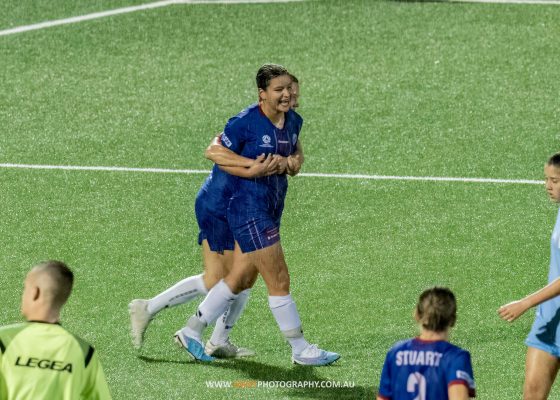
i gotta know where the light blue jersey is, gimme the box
[526,208,560,354]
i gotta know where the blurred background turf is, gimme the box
[2,0,559,398]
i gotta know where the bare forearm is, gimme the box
[524,277,560,308]
[205,145,253,167]
[292,141,304,164]
[218,165,253,178]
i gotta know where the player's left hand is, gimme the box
[287,155,302,176]
[272,155,288,175]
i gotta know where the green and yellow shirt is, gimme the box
[0,322,111,400]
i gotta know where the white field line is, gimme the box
[0,163,542,185]
[452,0,560,3]
[0,0,304,37]
[1,0,552,38]
[0,0,554,38]
[0,1,177,37]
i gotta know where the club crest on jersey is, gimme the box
[259,135,273,148]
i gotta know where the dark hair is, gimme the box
[35,260,74,308]
[256,63,289,90]
[547,153,560,168]
[288,73,299,84]
[416,286,456,332]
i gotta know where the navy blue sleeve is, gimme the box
[377,350,393,399]
[446,350,476,397]
[221,116,246,154]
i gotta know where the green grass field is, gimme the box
[2,0,560,398]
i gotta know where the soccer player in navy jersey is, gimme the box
[174,64,339,366]
[128,73,304,359]
[499,152,560,400]
[377,287,475,400]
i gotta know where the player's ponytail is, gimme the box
[416,286,457,332]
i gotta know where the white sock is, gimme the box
[269,294,308,355]
[186,279,237,337]
[210,289,251,345]
[147,274,208,315]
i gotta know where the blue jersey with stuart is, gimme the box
[220,103,302,252]
[378,338,476,400]
[526,208,560,353]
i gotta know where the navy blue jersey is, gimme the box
[221,103,302,225]
[197,164,234,219]
[378,338,475,400]
[195,163,236,252]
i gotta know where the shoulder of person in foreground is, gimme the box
[443,344,475,399]
[69,331,112,400]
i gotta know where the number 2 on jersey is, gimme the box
[407,372,427,400]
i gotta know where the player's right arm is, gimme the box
[448,384,470,400]
[219,154,279,178]
[205,133,253,168]
[498,277,560,322]
[205,133,280,178]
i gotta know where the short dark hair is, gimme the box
[256,63,289,90]
[547,152,560,168]
[288,73,299,84]
[35,260,74,308]
[416,286,457,332]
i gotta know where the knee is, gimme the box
[225,271,256,294]
[277,272,290,292]
[524,380,549,400]
[267,269,290,294]
[202,271,224,289]
[238,274,257,291]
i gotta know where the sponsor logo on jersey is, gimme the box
[259,135,273,148]
[266,227,279,241]
[222,134,232,148]
[395,350,443,367]
[15,356,73,373]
